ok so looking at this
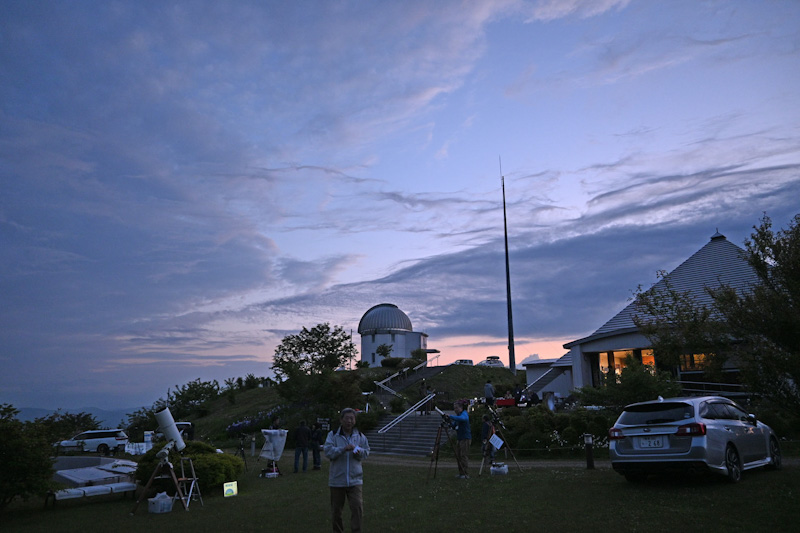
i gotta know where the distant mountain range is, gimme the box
[15,406,143,429]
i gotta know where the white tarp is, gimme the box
[259,429,288,461]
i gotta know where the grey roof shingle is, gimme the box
[567,232,760,347]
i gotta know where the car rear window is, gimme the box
[618,402,694,425]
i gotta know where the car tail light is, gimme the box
[675,422,706,436]
[608,427,625,440]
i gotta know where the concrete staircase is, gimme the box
[363,412,447,456]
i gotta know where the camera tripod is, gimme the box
[427,418,459,481]
[479,407,523,475]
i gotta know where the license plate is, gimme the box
[638,436,664,448]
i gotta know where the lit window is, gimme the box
[641,349,655,367]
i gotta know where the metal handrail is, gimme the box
[378,393,435,434]
[373,380,404,399]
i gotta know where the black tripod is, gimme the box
[479,407,522,475]
[428,409,463,481]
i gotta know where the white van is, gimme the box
[57,429,128,454]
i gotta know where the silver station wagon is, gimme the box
[608,396,782,482]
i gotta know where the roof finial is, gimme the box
[711,228,725,240]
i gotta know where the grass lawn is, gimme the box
[3,454,798,532]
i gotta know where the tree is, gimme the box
[375,344,393,359]
[125,398,168,441]
[271,323,358,404]
[272,323,357,380]
[710,213,800,411]
[0,404,55,509]
[633,273,732,378]
[34,410,101,445]
[411,348,428,361]
[169,378,220,418]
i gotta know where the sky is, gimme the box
[2,0,799,411]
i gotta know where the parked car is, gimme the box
[452,359,474,366]
[57,429,129,454]
[608,396,782,483]
[477,356,504,368]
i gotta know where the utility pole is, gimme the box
[501,158,516,375]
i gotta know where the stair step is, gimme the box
[363,413,450,456]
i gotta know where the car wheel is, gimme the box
[725,445,742,483]
[97,443,109,455]
[767,437,782,470]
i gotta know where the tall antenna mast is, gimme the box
[500,157,516,374]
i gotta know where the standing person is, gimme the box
[425,386,435,415]
[294,420,312,473]
[481,414,496,462]
[324,408,370,533]
[310,422,323,470]
[484,379,496,407]
[446,400,472,479]
[513,384,523,404]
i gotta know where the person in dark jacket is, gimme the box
[324,408,369,533]
[294,420,312,473]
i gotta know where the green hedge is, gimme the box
[135,440,244,495]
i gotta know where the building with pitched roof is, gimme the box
[530,231,758,397]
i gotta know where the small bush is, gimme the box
[356,410,379,432]
[389,397,407,413]
[135,441,244,494]
[0,405,55,509]
[381,357,403,368]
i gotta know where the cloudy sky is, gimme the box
[2,0,799,411]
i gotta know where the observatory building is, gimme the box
[357,303,434,367]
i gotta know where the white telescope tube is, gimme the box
[155,407,186,452]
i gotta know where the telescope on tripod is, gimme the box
[131,407,203,514]
[479,406,522,475]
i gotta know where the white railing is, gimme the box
[377,393,435,434]
[373,379,404,399]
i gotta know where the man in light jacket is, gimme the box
[324,407,370,533]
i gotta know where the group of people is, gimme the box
[277,382,502,532]
[291,420,325,472]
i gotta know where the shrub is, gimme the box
[356,410,379,432]
[135,440,244,494]
[574,355,682,412]
[381,357,403,368]
[0,404,55,509]
[389,397,407,413]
